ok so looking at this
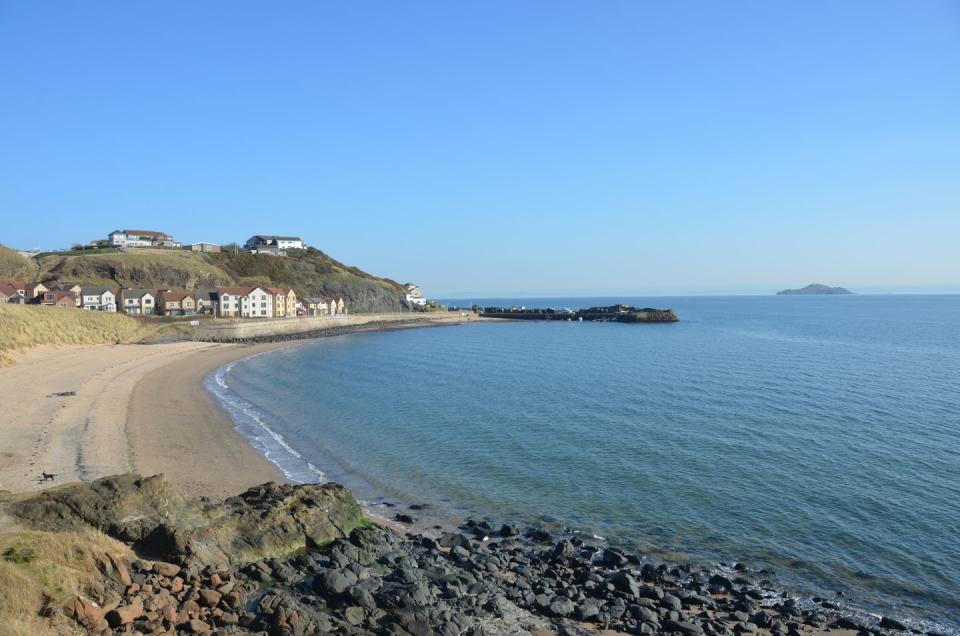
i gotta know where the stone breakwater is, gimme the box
[479,305,679,323]
[1,474,923,636]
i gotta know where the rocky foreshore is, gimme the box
[0,474,927,636]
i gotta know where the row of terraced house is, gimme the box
[1,279,346,318]
[1,280,205,316]
[216,287,345,318]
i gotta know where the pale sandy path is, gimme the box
[0,342,286,496]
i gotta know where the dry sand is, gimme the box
[0,341,290,497]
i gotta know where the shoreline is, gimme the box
[0,313,484,498]
[0,320,953,633]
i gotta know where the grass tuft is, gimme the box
[0,529,132,635]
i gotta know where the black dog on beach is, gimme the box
[40,472,56,482]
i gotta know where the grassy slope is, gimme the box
[0,305,149,366]
[39,249,232,290]
[0,528,131,636]
[37,247,413,313]
[0,244,33,280]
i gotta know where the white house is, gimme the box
[216,287,274,318]
[404,283,427,306]
[120,289,155,315]
[245,235,305,251]
[81,286,117,312]
[109,229,181,248]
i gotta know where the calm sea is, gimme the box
[206,295,960,631]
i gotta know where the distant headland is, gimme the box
[777,283,853,296]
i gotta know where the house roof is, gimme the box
[50,283,81,291]
[265,287,294,295]
[0,280,44,291]
[0,282,19,298]
[160,291,194,302]
[122,289,154,299]
[117,229,173,240]
[80,286,115,295]
[216,287,261,296]
[250,235,302,242]
[48,291,76,302]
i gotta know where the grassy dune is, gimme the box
[0,529,131,635]
[0,305,147,366]
[0,244,33,280]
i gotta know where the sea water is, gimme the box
[205,295,960,630]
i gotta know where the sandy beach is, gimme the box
[0,341,291,497]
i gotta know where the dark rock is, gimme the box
[634,605,659,624]
[751,610,772,627]
[880,617,908,631]
[602,548,629,568]
[606,570,640,598]
[395,513,416,524]
[664,618,704,634]
[661,593,682,611]
[641,562,658,582]
[438,532,471,550]
[709,574,734,591]
[549,596,576,617]
[551,540,576,562]
[576,599,600,621]
[833,617,862,630]
[313,569,359,596]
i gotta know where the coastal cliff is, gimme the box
[1,474,908,635]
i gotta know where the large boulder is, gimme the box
[7,474,364,569]
[140,480,363,568]
[8,474,205,542]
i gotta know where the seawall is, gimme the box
[185,312,479,342]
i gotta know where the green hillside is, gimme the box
[35,248,416,313]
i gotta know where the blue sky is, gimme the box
[1,2,958,296]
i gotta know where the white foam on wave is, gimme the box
[205,363,325,484]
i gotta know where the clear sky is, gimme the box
[1,2,958,296]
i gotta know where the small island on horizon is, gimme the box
[777,283,853,295]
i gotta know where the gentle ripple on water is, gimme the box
[209,295,960,631]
